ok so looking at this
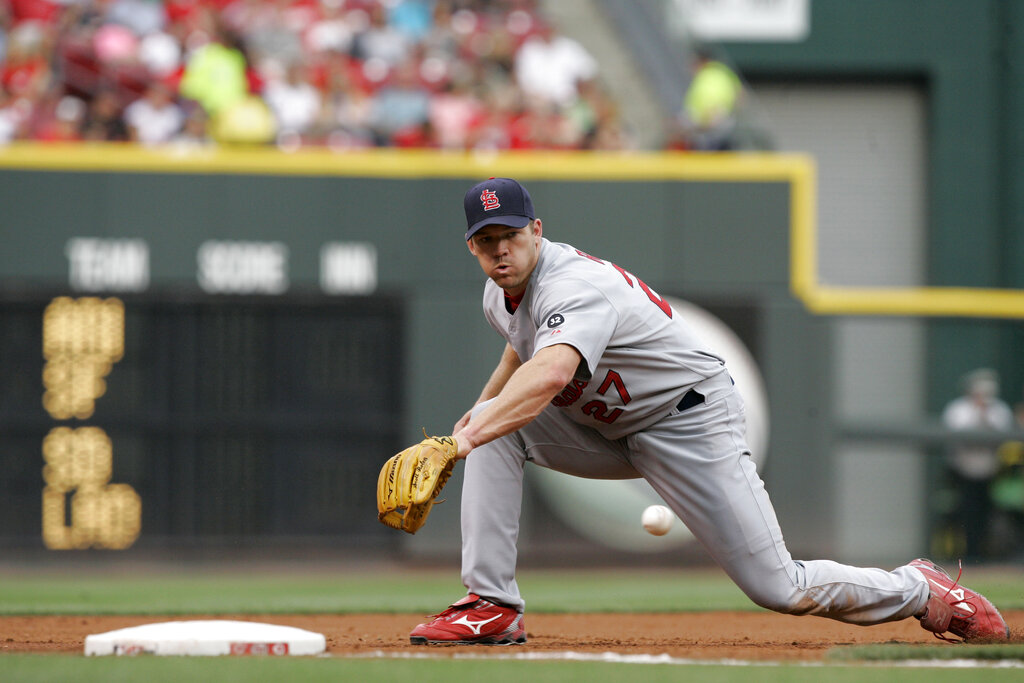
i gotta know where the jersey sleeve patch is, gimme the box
[532,279,617,379]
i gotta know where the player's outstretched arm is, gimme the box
[454,343,581,457]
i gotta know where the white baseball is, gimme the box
[641,505,673,536]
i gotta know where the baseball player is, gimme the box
[402,177,1009,645]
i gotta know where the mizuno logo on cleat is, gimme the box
[954,601,976,614]
[451,614,501,635]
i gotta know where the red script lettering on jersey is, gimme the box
[551,379,589,407]
[574,249,672,318]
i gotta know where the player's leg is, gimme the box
[461,400,638,610]
[411,402,636,644]
[628,371,930,626]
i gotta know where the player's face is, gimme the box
[467,219,543,296]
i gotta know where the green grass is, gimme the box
[1,565,1021,681]
[2,656,1023,683]
[830,643,1024,662]
[0,564,1019,616]
[0,567,759,615]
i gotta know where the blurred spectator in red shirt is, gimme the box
[8,0,62,25]
[429,72,483,149]
[32,91,85,141]
[2,20,51,101]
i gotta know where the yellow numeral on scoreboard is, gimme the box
[41,298,141,550]
[42,297,124,420]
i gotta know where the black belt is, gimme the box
[676,389,705,411]
[677,375,733,412]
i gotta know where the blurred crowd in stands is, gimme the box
[0,0,634,150]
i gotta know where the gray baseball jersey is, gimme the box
[483,239,725,439]
[463,237,931,626]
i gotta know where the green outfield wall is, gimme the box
[0,148,837,558]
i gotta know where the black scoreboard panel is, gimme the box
[0,293,404,550]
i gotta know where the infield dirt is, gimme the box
[4,611,1022,660]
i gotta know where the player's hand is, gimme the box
[453,431,473,459]
[453,408,474,435]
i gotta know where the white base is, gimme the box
[84,620,326,656]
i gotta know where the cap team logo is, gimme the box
[480,189,501,211]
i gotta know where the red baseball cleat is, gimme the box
[409,594,526,645]
[909,558,1009,642]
